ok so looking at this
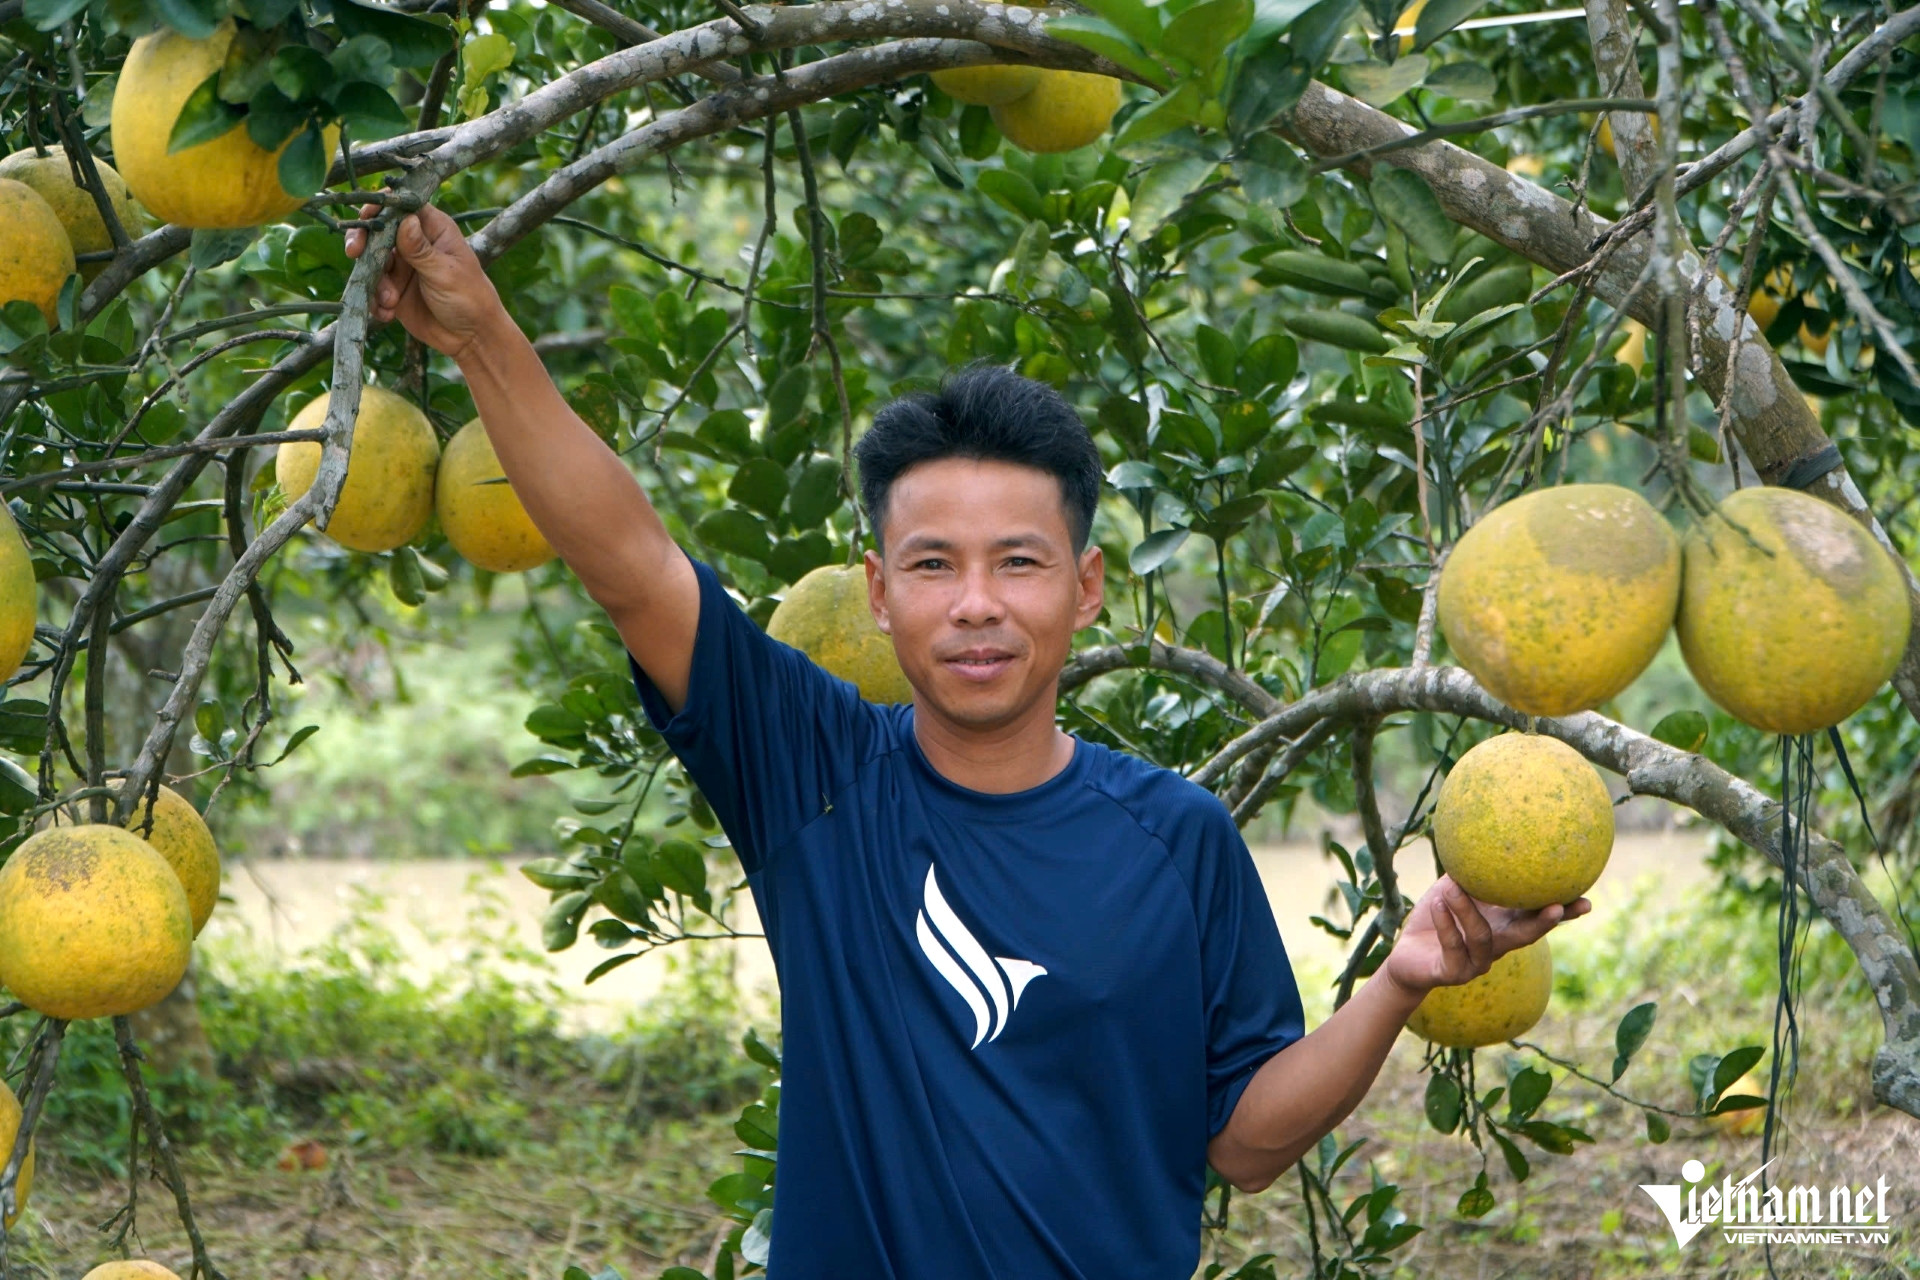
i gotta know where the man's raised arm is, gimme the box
[346,206,697,710]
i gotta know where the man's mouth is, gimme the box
[942,650,1017,682]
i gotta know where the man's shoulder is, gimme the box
[1079,739,1239,848]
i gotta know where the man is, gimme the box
[346,207,1589,1278]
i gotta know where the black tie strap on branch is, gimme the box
[1777,444,1844,491]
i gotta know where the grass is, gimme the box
[6,864,1915,1279]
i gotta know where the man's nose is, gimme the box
[950,565,1005,626]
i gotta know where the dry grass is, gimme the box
[10,874,1918,1280]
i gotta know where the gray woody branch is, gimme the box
[108,11,1110,821]
[1060,647,1920,1119]
[1278,80,1920,730]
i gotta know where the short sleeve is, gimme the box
[627,554,877,874]
[1197,811,1306,1137]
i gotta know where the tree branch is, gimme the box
[1062,646,1920,1118]
[1279,80,1920,729]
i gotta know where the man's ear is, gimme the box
[1073,544,1105,630]
[865,548,890,634]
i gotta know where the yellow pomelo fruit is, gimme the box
[767,565,913,704]
[1438,484,1681,717]
[990,71,1122,154]
[0,824,192,1021]
[1406,938,1553,1048]
[1505,153,1545,178]
[1598,112,1659,160]
[277,386,440,553]
[82,1264,184,1280]
[1677,487,1910,735]
[122,785,221,937]
[111,20,339,229]
[0,147,141,281]
[1799,321,1829,357]
[0,1077,34,1229]
[931,66,1041,107]
[0,178,76,327]
[435,419,555,573]
[1709,1066,1769,1135]
[1434,733,1614,910]
[0,501,37,686]
[1616,318,1648,373]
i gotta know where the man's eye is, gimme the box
[913,558,947,571]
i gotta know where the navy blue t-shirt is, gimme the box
[629,556,1306,1279]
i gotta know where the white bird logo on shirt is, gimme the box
[915,865,1047,1049]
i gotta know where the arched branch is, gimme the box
[1062,646,1920,1117]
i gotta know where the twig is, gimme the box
[113,1019,227,1280]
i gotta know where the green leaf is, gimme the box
[1234,134,1308,208]
[1238,332,1298,394]
[1456,1173,1495,1218]
[266,723,321,765]
[0,756,36,816]
[1107,460,1166,491]
[542,890,590,951]
[24,0,89,31]
[1644,1109,1671,1143]
[957,105,1000,160]
[1128,154,1216,238]
[1491,1129,1531,1181]
[168,72,247,153]
[246,84,310,151]
[654,838,708,899]
[388,545,426,606]
[463,31,515,80]
[786,457,846,528]
[1343,54,1428,107]
[520,858,596,891]
[1131,527,1190,574]
[1161,0,1254,73]
[1413,0,1490,50]
[1196,325,1239,386]
[765,366,811,429]
[695,507,771,562]
[1228,43,1310,137]
[1505,1066,1552,1121]
[729,458,791,519]
[696,408,754,461]
[1077,0,1165,50]
[276,122,329,199]
[1611,1001,1658,1080]
[329,0,456,69]
[1370,167,1453,262]
[1424,60,1496,101]
[1423,1073,1462,1133]
[328,33,393,85]
[332,82,412,142]
[151,0,223,40]
[609,284,658,343]
[0,701,48,754]
[1711,1045,1765,1102]
[81,73,118,128]
[1114,81,1206,152]
[977,168,1046,222]
[1288,0,1359,71]
[743,1027,782,1069]
[1650,710,1708,753]
[1046,15,1170,88]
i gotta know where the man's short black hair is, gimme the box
[854,365,1104,553]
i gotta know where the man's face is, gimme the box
[867,458,1104,731]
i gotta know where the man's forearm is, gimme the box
[454,311,679,614]
[1207,971,1426,1192]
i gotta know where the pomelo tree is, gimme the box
[0,0,1917,1273]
